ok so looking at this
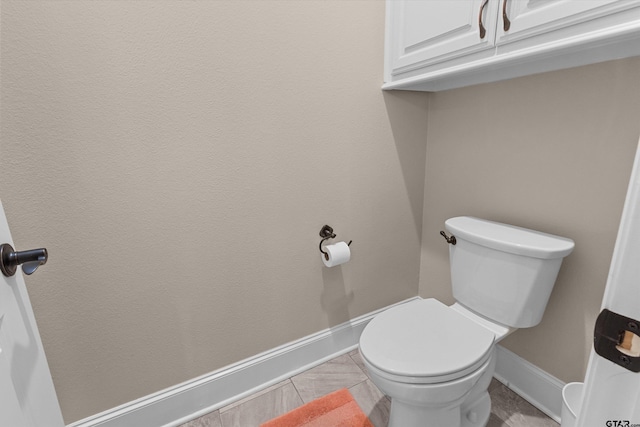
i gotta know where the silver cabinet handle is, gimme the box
[0,243,48,277]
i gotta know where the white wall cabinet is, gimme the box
[384,0,640,91]
[386,0,500,73]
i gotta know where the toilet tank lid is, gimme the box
[445,217,575,259]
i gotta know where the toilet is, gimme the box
[359,216,574,427]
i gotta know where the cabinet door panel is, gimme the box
[388,0,499,76]
[496,0,640,45]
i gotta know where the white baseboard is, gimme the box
[67,297,420,427]
[494,345,565,423]
[68,297,566,427]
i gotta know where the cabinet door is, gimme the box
[386,0,499,78]
[496,0,640,47]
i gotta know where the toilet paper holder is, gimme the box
[319,225,352,261]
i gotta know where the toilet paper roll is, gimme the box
[322,241,351,268]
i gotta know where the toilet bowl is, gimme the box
[364,353,495,427]
[359,217,574,427]
[360,298,503,427]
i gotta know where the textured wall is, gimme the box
[5,1,636,422]
[0,1,427,422]
[420,57,640,383]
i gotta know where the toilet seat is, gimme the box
[359,299,495,384]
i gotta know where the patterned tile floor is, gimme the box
[179,350,560,427]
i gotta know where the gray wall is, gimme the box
[0,1,427,422]
[420,57,640,383]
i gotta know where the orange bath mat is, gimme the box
[260,388,374,427]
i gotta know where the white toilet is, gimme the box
[359,216,574,427]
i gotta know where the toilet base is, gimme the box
[461,391,491,427]
[389,399,459,426]
[387,391,491,427]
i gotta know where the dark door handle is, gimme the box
[0,243,48,277]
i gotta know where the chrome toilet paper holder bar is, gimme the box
[319,225,352,261]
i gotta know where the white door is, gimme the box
[575,138,640,426]
[0,200,65,427]
[386,0,499,78]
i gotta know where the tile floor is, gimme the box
[180,350,560,427]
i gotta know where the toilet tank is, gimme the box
[445,217,574,328]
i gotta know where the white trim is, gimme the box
[67,297,420,427]
[494,345,565,423]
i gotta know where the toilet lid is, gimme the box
[360,299,495,382]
